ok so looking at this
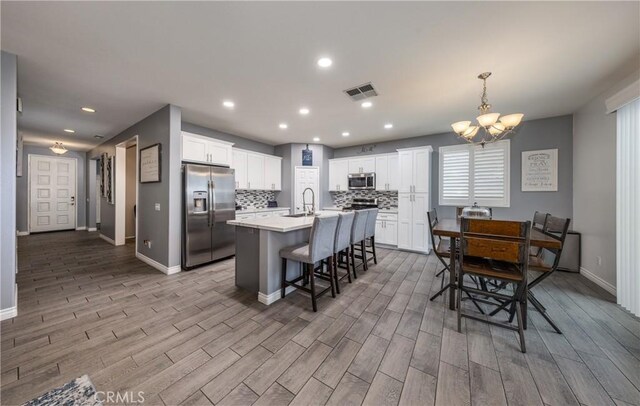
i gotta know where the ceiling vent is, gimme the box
[343,82,378,101]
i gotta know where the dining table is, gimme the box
[431,218,563,311]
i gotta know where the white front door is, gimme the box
[29,155,77,233]
[294,166,319,214]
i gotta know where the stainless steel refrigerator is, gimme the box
[182,163,236,270]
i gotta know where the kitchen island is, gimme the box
[227,211,338,305]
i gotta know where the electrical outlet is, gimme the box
[144,240,152,248]
[155,203,161,211]
[596,256,602,266]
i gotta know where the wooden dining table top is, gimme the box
[432,218,562,249]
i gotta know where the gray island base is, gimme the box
[228,212,338,305]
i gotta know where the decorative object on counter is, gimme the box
[522,149,558,192]
[451,72,524,147]
[461,202,492,218]
[358,144,376,154]
[140,143,161,183]
[235,190,277,209]
[302,144,313,166]
[330,190,397,209]
[107,156,115,205]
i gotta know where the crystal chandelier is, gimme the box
[50,142,67,155]
[451,72,523,146]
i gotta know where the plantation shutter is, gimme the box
[473,141,510,207]
[439,145,471,206]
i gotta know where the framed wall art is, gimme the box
[140,143,161,183]
[100,153,108,197]
[522,149,558,192]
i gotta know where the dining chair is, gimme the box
[526,215,571,333]
[427,209,454,300]
[280,215,339,312]
[530,211,550,257]
[457,218,531,353]
[349,210,369,278]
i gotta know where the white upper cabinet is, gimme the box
[398,147,432,193]
[232,149,248,189]
[348,157,375,174]
[232,148,282,191]
[246,152,265,190]
[329,159,349,192]
[181,131,233,166]
[264,155,282,191]
[375,153,399,191]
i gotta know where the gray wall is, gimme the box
[88,105,182,268]
[182,122,275,155]
[334,115,574,221]
[275,143,334,210]
[16,145,87,232]
[1,51,17,314]
[573,68,639,288]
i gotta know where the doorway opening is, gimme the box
[294,166,319,214]
[115,136,138,247]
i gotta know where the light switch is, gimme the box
[155,203,161,211]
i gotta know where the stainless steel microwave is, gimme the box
[348,173,375,190]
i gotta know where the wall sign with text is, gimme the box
[140,143,161,183]
[521,149,558,192]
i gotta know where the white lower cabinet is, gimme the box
[397,193,430,253]
[374,213,398,246]
[236,213,256,220]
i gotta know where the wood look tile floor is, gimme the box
[2,231,639,405]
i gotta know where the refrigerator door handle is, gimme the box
[208,180,214,227]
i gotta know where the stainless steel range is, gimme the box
[344,197,378,211]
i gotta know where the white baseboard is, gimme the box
[258,286,297,305]
[76,226,87,231]
[580,266,616,296]
[136,252,181,275]
[99,234,115,245]
[87,227,97,232]
[1,288,18,321]
[0,306,17,321]
[16,231,29,236]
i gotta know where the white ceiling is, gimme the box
[2,1,639,151]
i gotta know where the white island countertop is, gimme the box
[228,211,338,232]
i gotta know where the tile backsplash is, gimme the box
[330,190,398,209]
[235,190,277,209]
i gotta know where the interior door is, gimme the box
[294,166,319,214]
[29,155,77,233]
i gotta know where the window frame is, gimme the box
[439,139,510,208]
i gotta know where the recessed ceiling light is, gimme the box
[279,123,288,129]
[342,132,350,137]
[81,107,96,113]
[313,137,320,142]
[361,101,373,109]
[222,100,235,108]
[299,107,310,115]
[317,57,333,68]
[384,123,393,129]
[63,129,75,133]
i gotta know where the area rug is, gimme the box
[22,375,101,406]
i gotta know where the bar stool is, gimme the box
[332,212,355,293]
[349,210,369,278]
[280,215,339,312]
[363,208,379,266]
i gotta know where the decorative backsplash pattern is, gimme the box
[235,190,277,209]
[330,190,398,209]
